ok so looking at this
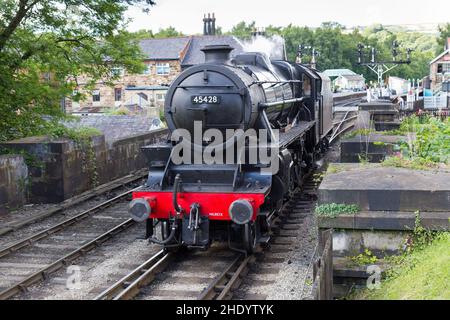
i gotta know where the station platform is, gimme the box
[340,133,408,162]
[318,163,450,212]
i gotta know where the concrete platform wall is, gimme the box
[0,129,168,204]
[0,155,28,214]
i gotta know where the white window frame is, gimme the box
[92,89,101,102]
[156,63,170,75]
[442,63,450,74]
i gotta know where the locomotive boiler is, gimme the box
[129,44,334,253]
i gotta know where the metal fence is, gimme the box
[424,93,448,110]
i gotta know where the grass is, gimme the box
[342,128,374,139]
[381,155,439,171]
[353,232,450,300]
[315,203,360,218]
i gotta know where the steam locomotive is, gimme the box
[129,45,334,253]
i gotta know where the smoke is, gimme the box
[240,35,286,60]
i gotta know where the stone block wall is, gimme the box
[0,128,168,204]
[0,155,28,214]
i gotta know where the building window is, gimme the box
[443,63,450,73]
[143,64,151,75]
[156,93,166,102]
[111,67,124,77]
[443,82,450,92]
[156,63,170,75]
[114,88,122,101]
[92,89,100,102]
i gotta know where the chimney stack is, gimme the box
[203,14,207,36]
[203,13,216,36]
[447,37,450,50]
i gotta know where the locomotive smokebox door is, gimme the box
[182,216,210,247]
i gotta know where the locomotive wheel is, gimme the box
[242,223,257,253]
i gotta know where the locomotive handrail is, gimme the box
[259,97,305,109]
[173,174,183,213]
[176,85,235,89]
[250,80,303,86]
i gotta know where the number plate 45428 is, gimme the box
[191,95,221,104]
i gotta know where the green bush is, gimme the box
[382,115,450,169]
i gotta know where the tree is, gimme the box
[154,26,184,38]
[130,29,155,40]
[228,21,256,40]
[0,0,155,142]
[437,23,450,53]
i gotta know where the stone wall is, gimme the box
[64,116,166,146]
[0,155,28,214]
[0,128,168,204]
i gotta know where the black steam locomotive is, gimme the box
[129,45,334,253]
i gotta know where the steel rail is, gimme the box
[0,187,140,259]
[330,110,358,143]
[330,121,356,144]
[0,170,147,237]
[0,218,135,300]
[198,255,251,300]
[94,249,171,300]
[111,251,174,300]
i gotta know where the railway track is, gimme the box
[0,170,148,238]
[0,112,341,301]
[0,186,142,300]
[92,172,322,301]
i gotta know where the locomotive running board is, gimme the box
[279,121,315,148]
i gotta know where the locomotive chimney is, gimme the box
[201,45,233,64]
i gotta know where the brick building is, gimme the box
[67,34,243,115]
[429,37,450,93]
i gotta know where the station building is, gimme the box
[334,74,366,92]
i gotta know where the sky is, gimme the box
[125,0,450,34]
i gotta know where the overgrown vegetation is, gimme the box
[342,128,374,139]
[327,163,343,174]
[381,115,450,170]
[352,213,448,300]
[315,203,360,218]
[353,232,449,300]
[350,249,378,266]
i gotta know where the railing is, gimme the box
[313,229,333,300]
[424,92,448,110]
